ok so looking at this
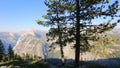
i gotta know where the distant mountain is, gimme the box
[105,29,120,58]
[107,29,120,45]
[0,29,48,59]
[0,28,120,60]
[0,32,20,53]
[13,29,47,58]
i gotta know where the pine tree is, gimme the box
[74,0,120,67]
[8,44,14,61]
[0,40,5,61]
[61,0,120,67]
[37,0,68,65]
[37,0,120,67]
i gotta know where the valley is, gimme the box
[0,29,120,68]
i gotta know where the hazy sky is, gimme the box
[0,0,48,32]
[0,0,120,32]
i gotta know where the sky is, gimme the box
[0,0,120,32]
[0,0,48,32]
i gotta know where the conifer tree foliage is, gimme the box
[0,40,5,61]
[37,0,120,67]
[8,44,14,61]
[74,0,120,67]
[90,34,114,58]
[62,0,120,67]
[36,0,68,65]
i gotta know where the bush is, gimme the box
[0,60,49,68]
[24,61,49,68]
[0,60,28,66]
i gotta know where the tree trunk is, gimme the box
[58,22,65,66]
[60,45,65,65]
[80,52,83,65]
[56,3,65,65]
[75,0,80,68]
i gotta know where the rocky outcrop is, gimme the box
[13,29,47,58]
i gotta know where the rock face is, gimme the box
[0,29,48,58]
[1,29,120,60]
[13,29,47,58]
[0,32,20,53]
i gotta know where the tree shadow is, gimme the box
[45,58,120,68]
[46,58,74,67]
[82,58,120,68]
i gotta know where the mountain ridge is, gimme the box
[0,29,47,56]
[0,29,120,59]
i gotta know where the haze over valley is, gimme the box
[1,29,120,60]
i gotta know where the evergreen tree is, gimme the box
[37,0,120,67]
[73,0,120,67]
[8,44,14,61]
[14,54,22,61]
[36,0,68,65]
[60,0,120,67]
[0,40,5,61]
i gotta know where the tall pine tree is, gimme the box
[37,0,120,67]
[74,0,120,67]
[37,0,68,65]
[61,0,120,67]
[0,40,5,61]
